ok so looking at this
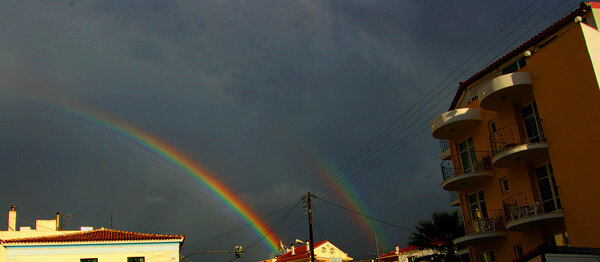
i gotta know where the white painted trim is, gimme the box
[5,242,181,256]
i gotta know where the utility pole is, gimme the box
[305,192,316,262]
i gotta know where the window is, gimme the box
[521,101,543,143]
[127,258,144,262]
[514,245,523,258]
[552,231,569,246]
[330,248,335,254]
[488,120,497,134]
[470,88,478,101]
[501,57,527,75]
[321,247,326,253]
[478,250,496,262]
[499,177,510,193]
[457,137,477,173]
[468,191,488,219]
[536,163,561,212]
[80,259,98,262]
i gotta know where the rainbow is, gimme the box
[21,95,280,251]
[286,134,391,249]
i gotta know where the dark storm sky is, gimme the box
[0,0,581,261]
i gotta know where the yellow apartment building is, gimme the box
[431,2,600,261]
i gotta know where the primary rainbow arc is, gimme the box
[44,99,280,252]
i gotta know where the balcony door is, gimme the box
[458,137,477,173]
[536,163,561,212]
[468,191,488,219]
[521,102,543,143]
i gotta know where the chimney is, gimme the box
[306,240,310,254]
[291,243,295,255]
[395,245,400,254]
[8,205,16,231]
[55,212,60,231]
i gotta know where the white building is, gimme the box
[0,206,185,262]
[377,245,436,262]
[261,240,353,262]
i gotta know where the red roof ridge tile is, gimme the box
[449,2,597,110]
[377,245,421,259]
[275,240,331,262]
[2,228,184,244]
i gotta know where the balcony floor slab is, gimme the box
[442,172,494,191]
[453,231,506,246]
[492,142,549,168]
[506,210,564,231]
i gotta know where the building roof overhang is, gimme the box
[449,2,595,110]
[1,228,185,248]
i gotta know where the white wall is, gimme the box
[4,242,181,262]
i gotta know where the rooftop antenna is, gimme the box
[110,213,113,229]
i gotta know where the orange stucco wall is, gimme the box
[526,22,600,248]
[444,19,600,262]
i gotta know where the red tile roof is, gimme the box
[275,240,329,262]
[377,245,420,259]
[449,2,597,110]
[2,228,184,244]
[588,2,600,8]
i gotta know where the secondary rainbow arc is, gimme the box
[286,134,392,249]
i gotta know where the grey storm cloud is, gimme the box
[0,0,580,261]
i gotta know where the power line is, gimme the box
[182,198,302,251]
[309,0,548,201]
[312,195,414,232]
[243,206,307,260]
[245,198,304,252]
[312,202,327,241]
[311,0,571,204]
[492,0,572,62]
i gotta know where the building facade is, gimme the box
[0,206,185,262]
[430,2,600,262]
[261,240,353,262]
[377,245,436,262]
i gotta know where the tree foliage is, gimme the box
[408,210,464,262]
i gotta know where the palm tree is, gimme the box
[408,210,464,262]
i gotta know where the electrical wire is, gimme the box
[312,201,327,241]
[182,198,302,250]
[308,0,547,200]
[312,195,414,232]
[191,2,581,259]
[245,198,304,252]
[491,0,572,63]
[242,205,307,259]
[310,0,573,204]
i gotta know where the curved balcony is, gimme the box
[490,120,549,168]
[454,209,506,246]
[502,191,564,231]
[479,72,532,111]
[448,191,460,207]
[440,151,494,191]
[439,140,451,160]
[431,108,482,140]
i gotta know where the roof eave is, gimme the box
[448,2,592,110]
[3,238,185,247]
